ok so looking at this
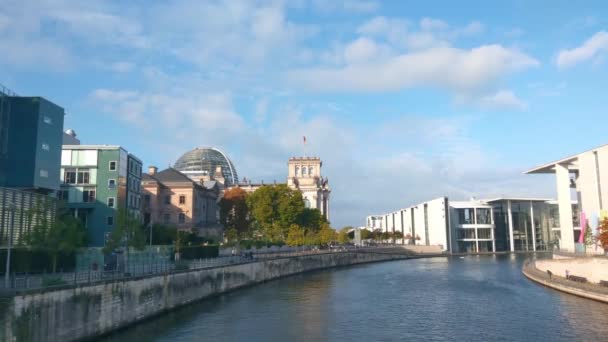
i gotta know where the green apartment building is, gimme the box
[59,146,143,247]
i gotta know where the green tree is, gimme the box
[286,224,306,246]
[584,222,594,246]
[360,229,371,240]
[247,184,306,241]
[225,228,239,245]
[219,187,250,235]
[300,208,326,231]
[103,209,146,270]
[337,227,351,244]
[25,204,86,273]
[317,223,336,246]
[147,224,177,245]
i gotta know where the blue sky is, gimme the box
[2,0,608,228]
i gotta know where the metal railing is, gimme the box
[0,245,405,293]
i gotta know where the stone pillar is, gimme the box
[556,163,575,252]
[530,201,536,252]
[507,200,514,252]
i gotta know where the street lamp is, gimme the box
[4,203,16,289]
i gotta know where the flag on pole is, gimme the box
[303,136,307,145]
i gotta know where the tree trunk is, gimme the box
[52,254,58,273]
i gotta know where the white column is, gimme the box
[530,201,536,252]
[474,207,479,252]
[556,163,575,252]
[491,208,496,252]
[507,200,514,252]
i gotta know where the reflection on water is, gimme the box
[102,255,608,342]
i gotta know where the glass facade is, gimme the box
[488,200,577,252]
[174,147,238,186]
[453,204,495,253]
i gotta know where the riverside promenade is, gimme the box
[522,260,608,303]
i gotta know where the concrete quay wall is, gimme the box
[0,251,412,342]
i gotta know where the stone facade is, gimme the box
[141,167,219,238]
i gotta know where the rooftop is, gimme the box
[525,143,608,174]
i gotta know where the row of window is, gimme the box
[164,195,187,205]
[456,228,493,240]
[294,165,315,177]
[457,208,492,225]
[128,160,141,175]
[64,169,91,184]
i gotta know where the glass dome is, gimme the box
[174,147,239,186]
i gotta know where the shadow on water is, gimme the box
[101,255,608,342]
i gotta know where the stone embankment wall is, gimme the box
[0,250,412,342]
[535,257,608,284]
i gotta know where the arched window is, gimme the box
[303,198,311,208]
[295,166,300,176]
[309,166,314,176]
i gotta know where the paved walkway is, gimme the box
[522,260,608,302]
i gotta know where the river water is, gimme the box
[102,255,608,342]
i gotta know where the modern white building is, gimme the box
[526,143,608,253]
[367,196,577,254]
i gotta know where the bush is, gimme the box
[0,248,76,273]
[41,276,67,287]
[178,245,219,260]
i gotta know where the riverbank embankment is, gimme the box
[522,259,608,303]
[0,248,439,342]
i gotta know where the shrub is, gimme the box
[178,245,219,260]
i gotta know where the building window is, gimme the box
[309,166,314,176]
[109,161,117,171]
[107,216,114,226]
[295,166,300,176]
[77,170,90,184]
[178,213,186,224]
[64,169,77,184]
[41,143,50,151]
[39,169,49,178]
[164,195,171,205]
[43,116,52,124]
[457,208,475,225]
[476,208,492,224]
[83,189,96,203]
[108,197,115,208]
[57,190,69,202]
[179,195,186,205]
[144,195,150,208]
[108,179,116,188]
[163,213,170,224]
[457,229,476,239]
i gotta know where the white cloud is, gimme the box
[343,37,392,64]
[475,90,527,110]
[420,18,448,31]
[288,45,539,93]
[556,31,608,68]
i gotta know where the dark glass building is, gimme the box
[0,90,65,194]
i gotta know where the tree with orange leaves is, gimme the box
[597,217,608,250]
